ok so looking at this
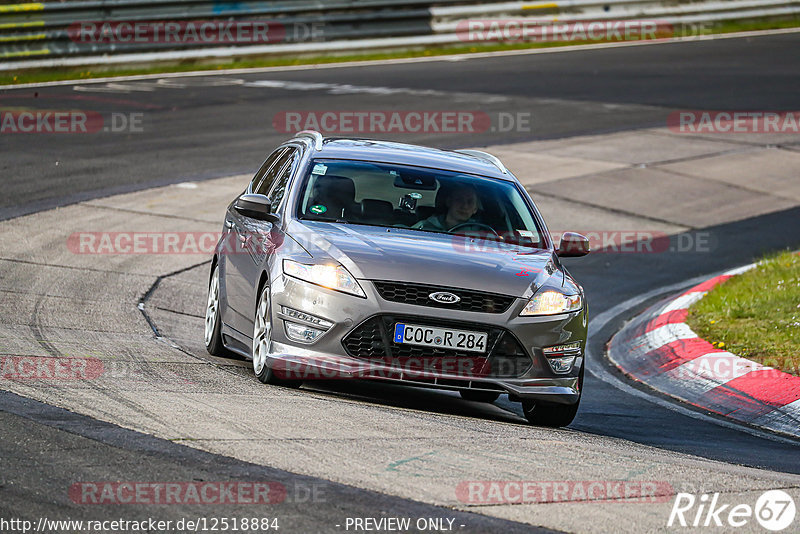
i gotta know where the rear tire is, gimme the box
[252,284,302,388]
[204,264,227,356]
[459,390,501,403]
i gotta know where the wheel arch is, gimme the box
[256,270,270,306]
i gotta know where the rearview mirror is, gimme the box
[557,232,590,257]
[234,194,279,222]
[393,173,437,190]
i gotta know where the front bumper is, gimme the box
[268,275,586,404]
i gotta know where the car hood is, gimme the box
[288,220,560,297]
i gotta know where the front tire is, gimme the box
[521,365,583,427]
[252,284,301,388]
[521,399,580,427]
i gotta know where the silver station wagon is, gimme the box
[205,131,590,426]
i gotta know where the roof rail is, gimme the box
[455,149,508,175]
[295,130,324,150]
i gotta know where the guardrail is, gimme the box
[1,0,798,70]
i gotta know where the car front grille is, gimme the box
[342,315,533,379]
[371,281,516,314]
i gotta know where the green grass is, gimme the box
[2,17,799,86]
[687,251,800,376]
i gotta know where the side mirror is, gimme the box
[234,194,279,223]
[557,232,590,257]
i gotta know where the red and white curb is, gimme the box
[608,263,800,438]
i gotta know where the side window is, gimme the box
[250,148,287,194]
[266,148,299,209]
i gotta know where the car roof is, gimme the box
[298,138,517,182]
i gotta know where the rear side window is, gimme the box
[265,148,299,209]
[250,148,287,194]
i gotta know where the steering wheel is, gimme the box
[449,222,500,238]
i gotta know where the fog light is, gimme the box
[546,355,576,374]
[285,321,325,343]
[542,342,581,374]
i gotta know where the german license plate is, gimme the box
[393,323,488,353]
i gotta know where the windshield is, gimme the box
[295,159,546,248]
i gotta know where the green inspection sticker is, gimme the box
[310,204,327,215]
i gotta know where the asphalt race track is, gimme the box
[1,32,800,533]
[3,31,800,220]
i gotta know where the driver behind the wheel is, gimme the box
[412,183,480,232]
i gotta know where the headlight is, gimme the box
[283,260,366,298]
[520,290,582,316]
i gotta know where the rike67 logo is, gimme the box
[668,490,796,531]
